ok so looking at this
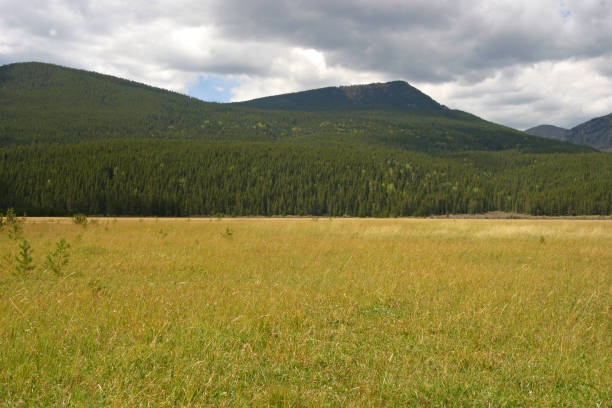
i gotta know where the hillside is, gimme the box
[0,62,220,145]
[0,62,592,153]
[526,114,612,152]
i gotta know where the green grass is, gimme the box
[1,218,610,406]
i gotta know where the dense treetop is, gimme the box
[1,140,610,216]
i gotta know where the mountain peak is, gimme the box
[339,80,410,92]
[525,124,568,140]
[236,80,446,112]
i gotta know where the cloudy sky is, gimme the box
[1,0,611,129]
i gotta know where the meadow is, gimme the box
[0,217,610,407]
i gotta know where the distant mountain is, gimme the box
[526,114,612,152]
[525,125,568,140]
[236,81,448,113]
[568,114,612,152]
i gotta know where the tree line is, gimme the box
[1,140,609,216]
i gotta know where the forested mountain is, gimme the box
[526,114,612,152]
[0,62,219,145]
[0,62,610,216]
[0,62,591,153]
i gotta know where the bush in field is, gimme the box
[4,208,24,240]
[72,213,88,226]
[45,238,71,276]
[15,239,35,276]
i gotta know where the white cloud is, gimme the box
[419,59,612,129]
[229,48,390,102]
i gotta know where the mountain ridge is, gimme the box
[526,114,612,152]
[235,80,450,113]
[569,114,612,152]
[0,61,594,153]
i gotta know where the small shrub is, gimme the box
[5,208,17,224]
[5,208,24,240]
[45,238,71,276]
[16,239,35,276]
[8,223,23,240]
[223,227,234,238]
[72,213,88,226]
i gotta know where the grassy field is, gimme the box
[0,218,610,407]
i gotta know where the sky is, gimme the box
[1,0,611,130]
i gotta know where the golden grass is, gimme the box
[1,218,610,407]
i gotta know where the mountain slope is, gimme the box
[0,61,220,145]
[568,114,612,152]
[0,62,594,153]
[526,114,612,152]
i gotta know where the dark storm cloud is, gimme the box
[204,0,471,81]
[204,0,612,83]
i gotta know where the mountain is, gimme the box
[0,62,592,153]
[0,62,609,217]
[526,114,612,152]
[524,125,568,140]
[0,61,220,145]
[236,81,448,113]
[568,114,612,152]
